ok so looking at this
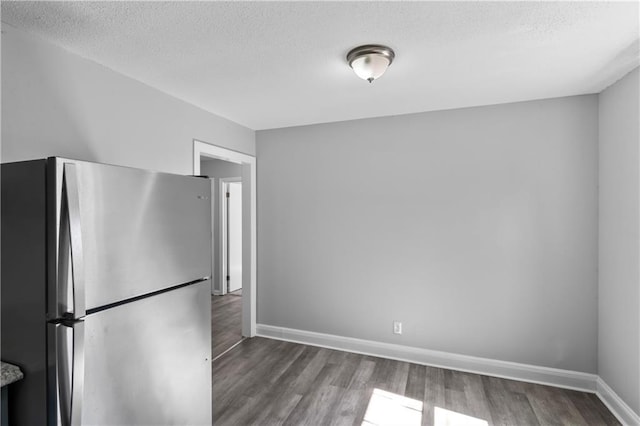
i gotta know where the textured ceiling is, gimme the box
[2,1,639,130]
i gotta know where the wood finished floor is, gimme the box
[212,337,619,426]
[211,293,243,359]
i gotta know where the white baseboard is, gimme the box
[256,324,640,425]
[256,324,597,392]
[212,290,222,296]
[596,377,640,426]
[257,324,640,423]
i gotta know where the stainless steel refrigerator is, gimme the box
[1,157,212,425]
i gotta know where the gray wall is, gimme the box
[1,24,255,174]
[598,67,640,415]
[201,158,243,179]
[257,95,599,373]
[201,158,242,293]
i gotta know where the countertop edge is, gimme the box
[1,362,24,387]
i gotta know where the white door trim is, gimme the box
[219,177,241,296]
[193,140,257,338]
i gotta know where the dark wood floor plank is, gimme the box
[212,337,274,390]
[254,393,303,426]
[289,346,332,395]
[243,342,307,398]
[584,392,622,425]
[330,358,378,425]
[405,363,427,402]
[214,394,256,426]
[563,388,621,425]
[244,345,324,425]
[388,361,411,395]
[508,390,541,425]
[347,357,377,390]
[214,339,290,418]
[461,372,494,424]
[371,357,396,392]
[444,370,471,418]
[521,382,564,426]
[329,351,360,389]
[482,375,521,426]
[422,365,446,426]
[283,363,342,425]
[526,381,593,426]
[241,343,329,424]
[329,388,367,426]
[234,344,314,425]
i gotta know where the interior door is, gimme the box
[50,158,213,315]
[227,182,242,293]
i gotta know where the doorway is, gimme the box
[193,140,257,359]
[200,159,244,358]
[221,178,242,296]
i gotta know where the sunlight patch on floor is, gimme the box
[362,388,423,426]
[434,407,489,426]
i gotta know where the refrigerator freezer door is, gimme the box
[81,280,211,425]
[49,158,212,316]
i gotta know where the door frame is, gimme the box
[193,140,257,338]
[219,177,242,296]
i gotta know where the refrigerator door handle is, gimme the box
[56,321,85,426]
[62,163,86,318]
[70,321,85,426]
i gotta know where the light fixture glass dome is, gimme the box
[350,54,391,82]
[347,44,395,83]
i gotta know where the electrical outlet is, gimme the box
[393,321,402,335]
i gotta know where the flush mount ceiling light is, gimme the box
[346,44,395,83]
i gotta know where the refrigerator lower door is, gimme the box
[48,157,212,318]
[78,280,211,425]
